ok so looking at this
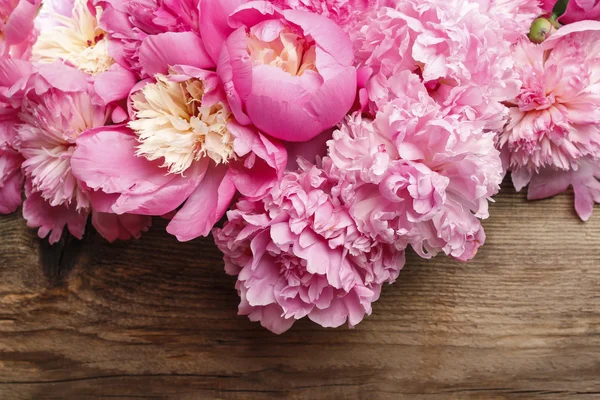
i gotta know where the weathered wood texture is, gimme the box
[1,180,600,400]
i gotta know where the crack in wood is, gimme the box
[38,231,85,287]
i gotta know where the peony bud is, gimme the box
[528,17,557,43]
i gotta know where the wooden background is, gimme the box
[1,180,599,399]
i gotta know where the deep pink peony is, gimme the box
[499,22,600,220]
[0,0,41,58]
[351,0,521,131]
[0,59,29,214]
[542,0,600,23]
[4,60,151,243]
[71,60,287,242]
[0,146,23,214]
[200,0,357,142]
[96,0,214,77]
[327,71,502,261]
[213,161,404,334]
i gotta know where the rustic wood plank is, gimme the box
[1,180,600,399]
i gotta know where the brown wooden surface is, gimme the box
[1,179,600,400]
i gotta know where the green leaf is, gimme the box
[552,0,570,19]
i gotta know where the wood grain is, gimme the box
[1,180,599,400]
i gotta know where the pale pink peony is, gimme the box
[0,0,41,58]
[542,0,600,23]
[351,0,520,131]
[71,58,287,242]
[16,66,106,213]
[499,22,600,220]
[213,161,404,334]
[200,0,357,142]
[327,71,502,261]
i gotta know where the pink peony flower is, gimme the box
[200,0,357,142]
[32,0,115,75]
[0,0,41,58]
[327,71,502,261]
[71,59,287,242]
[96,0,214,77]
[31,0,139,108]
[351,0,521,131]
[0,59,30,214]
[4,60,151,243]
[542,0,600,24]
[499,21,600,220]
[213,161,404,334]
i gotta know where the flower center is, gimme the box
[128,74,234,175]
[31,0,114,75]
[247,29,318,76]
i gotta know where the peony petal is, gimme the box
[34,62,90,93]
[542,21,600,49]
[573,182,595,221]
[199,0,244,63]
[0,58,33,91]
[167,165,237,241]
[245,62,356,142]
[138,32,215,77]
[282,9,354,66]
[92,211,152,242]
[23,184,88,244]
[3,0,41,45]
[511,168,534,192]
[72,127,175,195]
[0,167,23,214]
[72,127,207,215]
[94,64,137,105]
[284,129,332,170]
[526,169,572,200]
[218,27,253,125]
[228,122,287,199]
[256,303,295,334]
[0,148,23,214]
[308,296,348,328]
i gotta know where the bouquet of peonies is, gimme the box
[1,0,599,333]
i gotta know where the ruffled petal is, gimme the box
[23,183,88,244]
